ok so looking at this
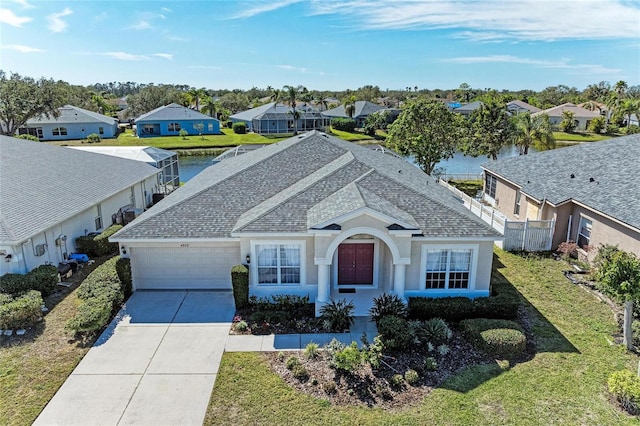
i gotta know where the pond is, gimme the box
[178,145,537,183]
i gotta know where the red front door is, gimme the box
[338,243,374,285]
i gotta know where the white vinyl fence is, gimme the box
[439,180,555,252]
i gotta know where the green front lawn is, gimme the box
[328,128,377,142]
[205,249,638,425]
[553,132,612,143]
[49,128,290,149]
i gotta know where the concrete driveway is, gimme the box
[35,290,235,426]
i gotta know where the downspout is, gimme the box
[20,239,31,274]
[537,198,546,220]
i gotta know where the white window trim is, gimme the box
[250,240,306,287]
[514,190,521,217]
[485,173,497,200]
[419,244,479,291]
[331,238,380,289]
[577,216,592,249]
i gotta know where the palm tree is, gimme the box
[512,112,555,155]
[269,88,281,104]
[314,94,329,111]
[618,99,640,129]
[282,85,307,134]
[201,96,218,118]
[343,95,356,118]
[187,87,207,111]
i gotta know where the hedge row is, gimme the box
[66,256,130,333]
[231,264,249,309]
[0,290,43,330]
[408,280,520,322]
[74,225,122,257]
[0,264,59,297]
[232,121,247,134]
[331,118,357,132]
[460,318,526,359]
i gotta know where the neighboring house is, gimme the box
[481,135,640,260]
[506,100,541,114]
[229,102,329,134]
[111,131,501,316]
[323,101,384,127]
[68,146,180,194]
[534,103,600,131]
[135,103,221,137]
[0,136,160,275]
[453,101,483,117]
[19,105,118,141]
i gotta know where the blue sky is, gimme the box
[1,0,638,92]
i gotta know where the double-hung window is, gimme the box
[255,243,302,285]
[514,190,521,216]
[424,248,473,290]
[577,216,592,249]
[485,173,497,199]
[168,122,181,132]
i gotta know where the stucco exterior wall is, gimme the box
[136,119,221,137]
[26,121,118,141]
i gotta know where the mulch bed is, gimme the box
[265,331,495,409]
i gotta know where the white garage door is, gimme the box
[132,245,240,290]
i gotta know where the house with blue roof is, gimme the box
[135,103,221,137]
[111,131,501,316]
[21,105,118,141]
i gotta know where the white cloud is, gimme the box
[310,0,640,41]
[0,8,32,27]
[277,64,307,72]
[0,44,43,53]
[443,55,621,75]
[9,0,35,8]
[161,7,172,13]
[102,51,149,61]
[232,0,303,19]
[47,7,72,33]
[152,53,173,60]
[130,20,151,30]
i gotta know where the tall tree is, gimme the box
[461,92,514,160]
[0,71,66,136]
[126,84,183,117]
[387,99,466,175]
[597,250,640,351]
[187,87,207,111]
[200,96,218,118]
[343,95,356,118]
[559,110,577,133]
[511,112,555,155]
[282,85,307,134]
[618,99,640,129]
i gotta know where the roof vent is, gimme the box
[589,177,595,183]
[570,174,575,179]
[398,170,402,173]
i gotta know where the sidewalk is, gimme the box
[225,316,377,352]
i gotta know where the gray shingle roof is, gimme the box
[0,136,160,244]
[26,105,117,125]
[112,131,499,241]
[532,103,600,119]
[322,101,383,119]
[482,134,640,230]
[135,103,218,122]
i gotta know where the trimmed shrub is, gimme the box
[608,369,640,415]
[231,265,249,309]
[115,258,132,298]
[0,293,13,305]
[331,118,357,132]
[408,280,520,322]
[17,134,40,141]
[330,341,362,372]
[232,121,247,134]
[404,369,420,385]
[291,364,309,381]
[461,318,526,359]
[423,356,438,371]
[234,320,248,332]
[286,356,301,370]
[369,293,408,324]
[320,299,354,332]
[0,290,43,329]
[0,274,30,296]
[86,133,101,143]
[75,225,122,257]
[377,315,415,351]
[27,264,59,297]
[304,342,320,359]
[390,374,404,388]
[67,256,125,333]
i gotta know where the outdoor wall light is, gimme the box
[4,254,12,262]
[121,246,127,255]
[246,254,251,264]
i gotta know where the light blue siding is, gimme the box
[27,122,118,141]
[136,119,221,137]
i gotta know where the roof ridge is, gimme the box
[233,151,356,231]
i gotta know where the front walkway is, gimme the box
[35,291,377,425]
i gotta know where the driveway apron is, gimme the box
[34,290,234,426]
